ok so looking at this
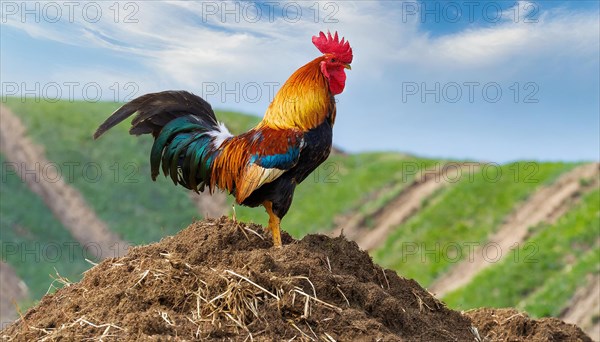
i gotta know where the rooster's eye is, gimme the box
[330,58,336,63]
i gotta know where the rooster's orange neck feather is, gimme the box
[260,57,334,131]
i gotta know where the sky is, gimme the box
[1,0,599,163]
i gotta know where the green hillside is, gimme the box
[5,99,200,244]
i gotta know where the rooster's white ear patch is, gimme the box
[209,122,233,148]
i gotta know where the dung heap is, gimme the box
[1,218,591,341]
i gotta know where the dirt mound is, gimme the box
[467,308,592,342]
[1,218,592,341]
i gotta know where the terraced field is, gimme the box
[444,189,599,312]
[373,162,578,285]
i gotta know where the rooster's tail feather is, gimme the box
[93,90,218,139]
[151,115,224,192]
[94,91,231,192]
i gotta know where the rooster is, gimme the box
[94,31,353,247]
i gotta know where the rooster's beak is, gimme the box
[344,64,352,70]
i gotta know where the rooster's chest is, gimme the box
[292,120,333,184]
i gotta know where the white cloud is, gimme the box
[396,6,599,73]
[7,2,596,83]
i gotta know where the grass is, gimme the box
[0,154,90,300]
[373,162,577,286]
[518,246,599,318]
[443,189,599,311]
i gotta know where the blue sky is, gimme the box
[1,1,598,162]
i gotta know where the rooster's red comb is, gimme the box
[312,31,353,64]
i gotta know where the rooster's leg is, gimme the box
[263,201,282,248]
